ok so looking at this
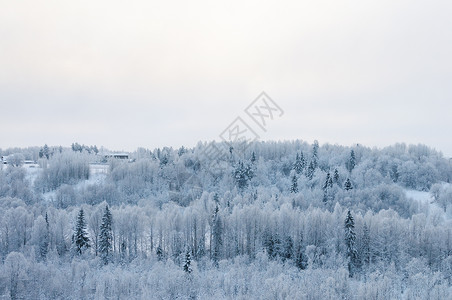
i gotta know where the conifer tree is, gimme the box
[361,223,370,266]
[156,245,164,261]
[312,140,319,168]
[295,233,306,270]
[333,168,340,184]
[282,235,294,261]
[99,206,113,265]
[196,236,206,259]
[290,174,299,193]
[43,144,50,159]
[347,150,356,172]
[74,208,90,255]
[293,152,305,174]
[234,161,253,190]
[41,212,50,259]
[344,178,353,191]
[183,248,192,274]
[345,210,358,277]
[323,172,333,191]
[211,206,222,267]
[306,160,315,180]
[251,151,256,164]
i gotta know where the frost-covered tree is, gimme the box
[31,215,49,261]
[295,234,307,270]
[282,235,294,261]
[306,160,316,180]
[73,208,90,255]
[345,210,358,276]
[5,252,28,300]
[293,152,305,174]
[312,140,319,169]
[234,161,253,190]
[333,168,340,184]
[290,174,298,193]
[156,245,164,261]
[43,144,50,159]
[344,178,353,191]
[99,206,113,265]
[347,150,356,172]
[183,248,192,274]
[361,223,370,266]
[211,206,222,266]
[8,153,25,167]
[322,172,333,203]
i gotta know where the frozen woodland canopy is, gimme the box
[1,140,452,299]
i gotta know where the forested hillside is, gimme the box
[0,141,452,299]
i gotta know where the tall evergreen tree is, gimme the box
[196,236,206,259]
[99,206,113,265]
[311,141,319,169]
[73,208,90,255]
[234,161,253,190]
[347,150,356,172]
[156,245,164,261]
[361,223,370,266]
[345,210,358,277]
[43,144,50,159]
[323,172,333,191]
[282,235,294,261]
[322,172,333,203]
[290,174,299,193]
[333,168,340,184]
[295,233,306,270]
[293,152,305,174]
[306,160,315,180]
[211,206,222,267]
[41,213,50,260]
[183,248,192,274]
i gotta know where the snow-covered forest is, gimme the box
[1,141,452,299]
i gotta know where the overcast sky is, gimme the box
[1,0,451,156]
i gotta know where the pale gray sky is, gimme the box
[1,0,451,156]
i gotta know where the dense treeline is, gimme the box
[0,141,451,298]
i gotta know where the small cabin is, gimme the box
[104,153,129,160]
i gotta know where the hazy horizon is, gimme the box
[1,0,451,156]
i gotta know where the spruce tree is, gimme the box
[251,151,256,164]
[99,206,113,265]
[323,172,333,192]
[322,172,333,203]
[293,152,305,175]
[312,140,319,169]
[295,235,306,270]
[196,236,206,259]
[362,223,370,266]
[41,212,50,260]
[345,210,358,277]
[211,206,222,267]
[282,235,294,261]
[234,161,253,190]
[306,160,315,180]
[347,150,356,172]
[43,144,50,159]
[344,178,353,191]
[74,208,90,255]
[156,245,164,261]
[183,248,192,274]
[333,168,340,184]
[290,174,299,193]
